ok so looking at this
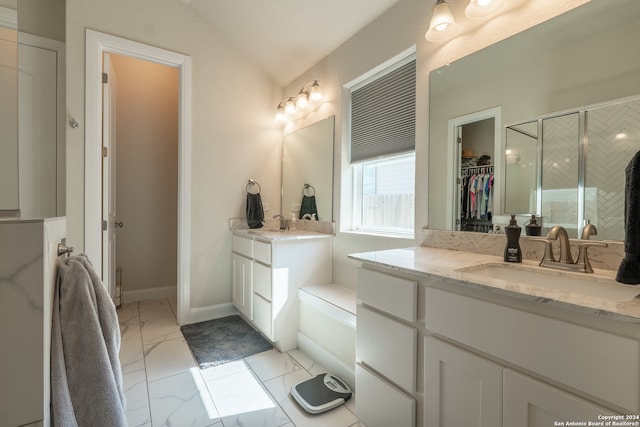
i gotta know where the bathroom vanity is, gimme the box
[350,246,640,427]
[232,229,331,351]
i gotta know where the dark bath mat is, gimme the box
[180,315,273,369]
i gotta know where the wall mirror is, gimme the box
[428,0,640,240]
[282,116,335,221]
[0,0,65,217]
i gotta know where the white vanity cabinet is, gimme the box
[354,261,639,427]
[232,232,331,351]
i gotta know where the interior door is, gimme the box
[102,53,117,298]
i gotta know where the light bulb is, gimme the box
[309,81,323,103]
[274,106,285,123]
[295,92,309,110]
[284,98,296,116]
[425,0,457,42]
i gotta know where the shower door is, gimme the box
[539,97,640,239]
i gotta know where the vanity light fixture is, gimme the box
[425,0,458,42]
[274,80,324,124]
[465,0,505,19]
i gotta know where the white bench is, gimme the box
[298,284,356,389]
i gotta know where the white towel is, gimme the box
[51,254,126,426]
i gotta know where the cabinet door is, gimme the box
[425,337,502,427]
[232,253,252,319]
[503,369,615,427]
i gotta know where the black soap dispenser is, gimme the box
[525,214,542,236]
[504,215,522,263]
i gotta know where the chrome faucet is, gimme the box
[532,225,607,273]
[272,214,287,230]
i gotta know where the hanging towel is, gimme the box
[246,192,264,229]
[299,195,318,220]
[617,151,640,284]
[51,254,127,427]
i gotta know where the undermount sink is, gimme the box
[457,263,640,303]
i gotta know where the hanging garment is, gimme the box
[246,192,265,229]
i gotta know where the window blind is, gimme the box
[350,59,416,163]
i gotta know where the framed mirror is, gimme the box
[282,116,335,221]
[428,0,640,240]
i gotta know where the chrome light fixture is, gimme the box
[425,0,458,42]
[465,0,505,19]
[275,80,324,124]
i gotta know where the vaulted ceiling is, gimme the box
[184,0,404,86]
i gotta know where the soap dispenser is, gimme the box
[289,213,297,231]
[504,215,522,263]
[525,214,542,236]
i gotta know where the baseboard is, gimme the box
[122,285,176,304]
[297,332,355,391]
[183,302,237,325]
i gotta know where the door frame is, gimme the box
[446,106,502,231]
[84,29,192,325]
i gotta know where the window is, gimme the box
[349,54,416,236]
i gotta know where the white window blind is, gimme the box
[350,58,416,163]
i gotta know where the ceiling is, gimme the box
[185,0,404,86]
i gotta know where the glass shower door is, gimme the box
[540,113,580,237]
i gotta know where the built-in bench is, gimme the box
[298,284,356,389]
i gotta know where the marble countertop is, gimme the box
[233,229,332,241]
[349,247,640,322]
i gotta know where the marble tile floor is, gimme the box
[118,297,362,427]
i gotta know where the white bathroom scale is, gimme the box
[291,373,352,414]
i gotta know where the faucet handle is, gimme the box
[529,237,556,263]
[575,241,608,273]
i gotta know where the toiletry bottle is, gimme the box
[290,213,297,231]
[525,214,541,236]
[504,214,522,263]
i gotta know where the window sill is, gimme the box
[341,228,415,240]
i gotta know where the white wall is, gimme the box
[283,0,589,289]
[111,54,179,297]
[66,0,283,310]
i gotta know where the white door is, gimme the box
[102,53,117,298]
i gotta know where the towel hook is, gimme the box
[302,183,315,197]
[58,242,74,257]
[246,179,261,194]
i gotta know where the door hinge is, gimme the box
[102,146,108,157]
[457,136,462,144]
[102,220,108,231]
[102,72,108,83]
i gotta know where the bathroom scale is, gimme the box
[291,373,352,414]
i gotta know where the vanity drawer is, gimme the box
[253,240,272,265]
[357,304,416,393]
[355,364,415,427]
[232,235,252,258]
[253,262,271,300]
[425,287,640,412]
[253,293,272,339]
[357,267,417,322]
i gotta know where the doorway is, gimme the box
[85,30,192,325]
[107,53,179,306]
[446,107,501,231]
